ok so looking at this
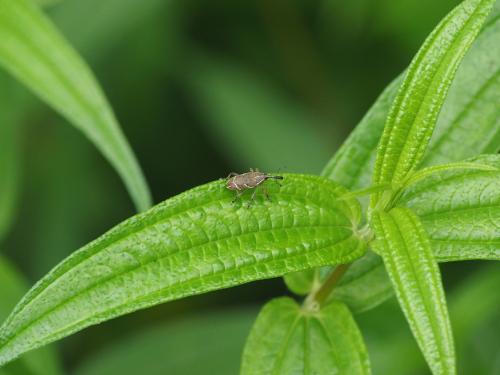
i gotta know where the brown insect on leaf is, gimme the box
[225,168,283,204]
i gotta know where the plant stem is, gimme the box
[304,263,351,310]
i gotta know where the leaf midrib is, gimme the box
[7,186,352,324]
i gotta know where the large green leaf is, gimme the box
[0,0,151,211]
[371,0,494,207]
[74,307,257,375]
[0,256,61,375]
[372,207,455,375]
[399,155,500,261]
[241,297,370,375]
[0,174,366,367]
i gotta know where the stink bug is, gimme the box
[225,168,283,204]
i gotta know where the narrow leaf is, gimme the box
[399,155,500,261]
[0,256,61,375]
[0,174,366,367]
[371,0,495,205]
[74,308,257,375]
[241,297,370,375]
[0,0,151,211]
[372,207,455,375]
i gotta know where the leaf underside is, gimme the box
[0,174,366,367]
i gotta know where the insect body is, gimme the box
[226,168,283,203]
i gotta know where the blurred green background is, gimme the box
[1,0,498,374]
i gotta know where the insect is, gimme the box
[225,168,283,204]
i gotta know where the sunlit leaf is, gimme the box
[0,256,61,375]
[73,308,257,375]
[372,207,455,375]
[371,0,495,205]
[0,174,366,367]
[241,297,370,375]
[0,0,151,211]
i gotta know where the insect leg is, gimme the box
[232,190,244,203]
[262,186,270,201]
[226,172,238,179]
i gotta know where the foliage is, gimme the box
[0,0,497,374]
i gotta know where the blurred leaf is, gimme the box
[372,207,455,375]
[283,268,317,296]
[0,80,23,242]
[0,174,366,367]
[322,76,402,192]
[34,0,61,8]
[371,0,494,207]
[49,0,166,62]
[73,307,257,375]
[400,155,500,262]
[0,256,61,375]
[241,297,370,374]
[0,0,151,211]
[187,56,333,173]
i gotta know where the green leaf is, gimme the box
[372,207,455,375]
[241,297,370,375]
[0,0,151,211]
[187,55,333,173]
[74,307,258,375]
[286,0,500,311]
[424,1,500,165]
[399,155,500,261]
[0,256,61,375]
[371,0,495,206]
[0,174,366,367]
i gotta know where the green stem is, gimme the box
[304,264,351,310]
